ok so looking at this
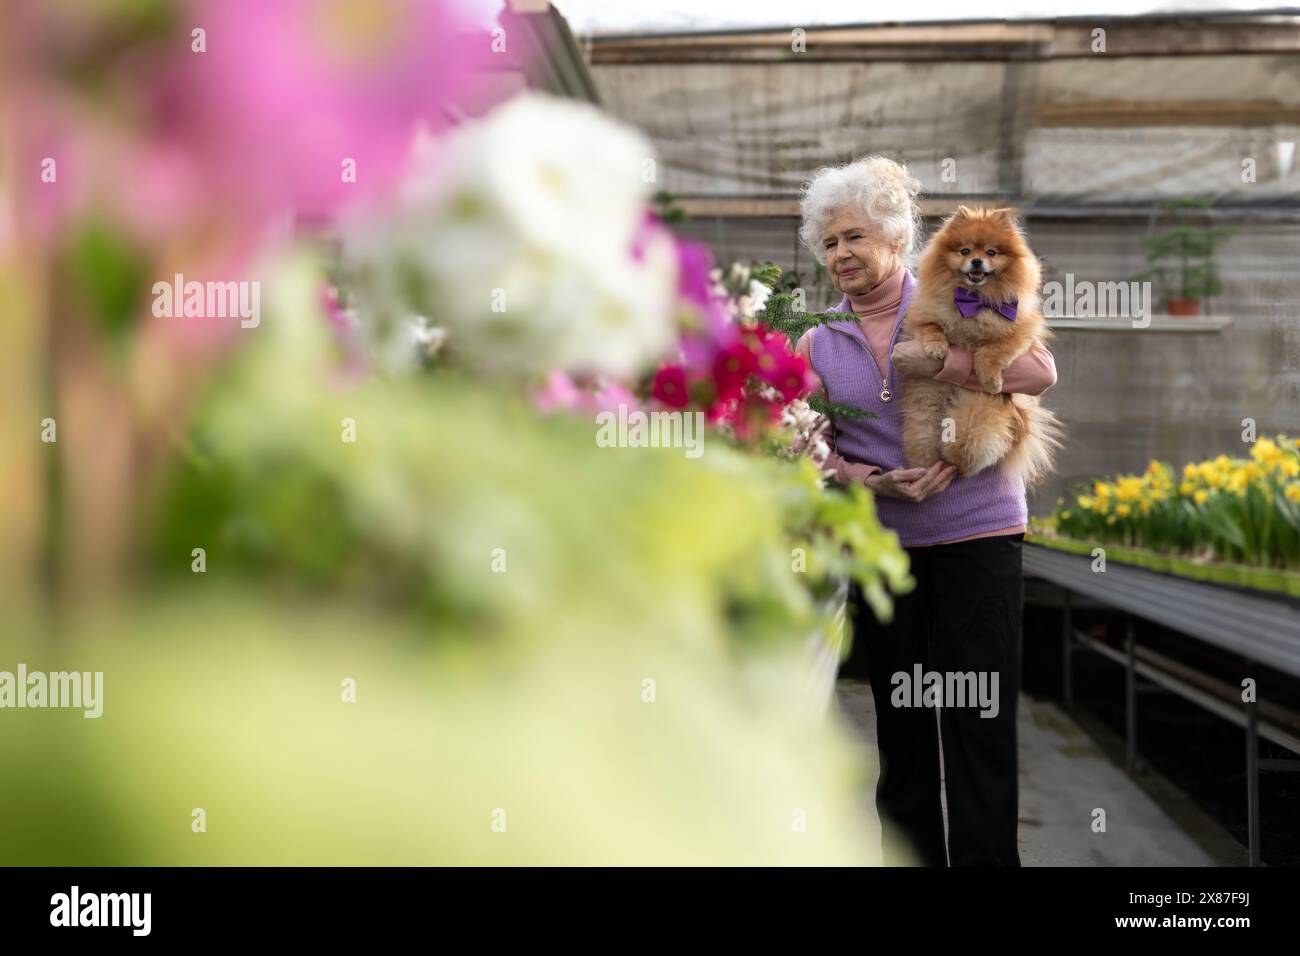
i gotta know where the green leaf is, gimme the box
[69,221,150,353]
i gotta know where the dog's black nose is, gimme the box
[970,258,984,269]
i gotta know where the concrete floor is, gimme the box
[835,679,1242,866]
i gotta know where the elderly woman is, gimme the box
[795,156,1056,867]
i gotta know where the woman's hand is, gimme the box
[891,340,944,379]
[867,461,958,501]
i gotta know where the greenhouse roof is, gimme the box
[553,1,1297,38]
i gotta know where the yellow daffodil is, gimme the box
[1179,481,1196,496]
[1251,438,1281,466]
[1286,484,1300,503]
[1116,503,1132,518]
[1183,463,1198,480]
[1116,477,1143,502]
[1077,495,1095,510]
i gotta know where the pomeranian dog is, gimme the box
[899,206,1061,484]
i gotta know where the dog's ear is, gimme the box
[987,207,1020,226]
[954,205,976,220]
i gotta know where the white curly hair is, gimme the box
[798,156,924,266]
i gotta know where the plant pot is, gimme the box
[1167,298,1201,316]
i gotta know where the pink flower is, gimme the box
[165,0,489,223]
[674,238,716,308]
[711,343,755,400]
[706,396,740,426]
[750,328,795,385]
[651,365,690,409]
[772,353,814,402]
[535,369,582,413]
[587,380,637,414]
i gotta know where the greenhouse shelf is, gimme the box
[1023,542,1300,866]
[1024,543,1300,673]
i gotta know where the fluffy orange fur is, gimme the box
[899,206,1061,485]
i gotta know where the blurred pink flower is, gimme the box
[535,372,641,417]
[587,380,637,414]
[674,238,715,308]
[535,370,582,414]
[164,0,488,222]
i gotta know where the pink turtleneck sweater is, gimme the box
[798,266,1058,546]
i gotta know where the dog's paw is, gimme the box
[921,339,949,362]
[980,372,1003,394]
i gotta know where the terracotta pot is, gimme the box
[1167,298,1201,316]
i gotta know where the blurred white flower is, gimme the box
[552,226,679,378]
[369,314,439,374]
[343,93,676,379]
[738,278,772,321]
[472,95,653,259]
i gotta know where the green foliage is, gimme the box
[66,221,149,358]
[1132,197,1234,308]
[807,395,875,422]
[1,253,914,864]
[758,275,874,422]
[749,261,783,290]
[651,190,688,223]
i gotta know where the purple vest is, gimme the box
[811,270,1027,548]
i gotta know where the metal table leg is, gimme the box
[1062,589,1073,706]
[1125,618,1137,769]
[1246,677,1260,866]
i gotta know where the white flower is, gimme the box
[369,314,437,374]
[550,227,679,378]
[476,96,654,259]
[343,94,677,379]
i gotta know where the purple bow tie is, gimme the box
[954,286,1017,321]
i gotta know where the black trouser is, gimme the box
[841,533,1023,867]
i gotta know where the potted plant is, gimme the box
[1134,197,1234,317]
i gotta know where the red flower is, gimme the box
[712,343,756,400]
[651,365,690,409]
[772,352,813,402]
